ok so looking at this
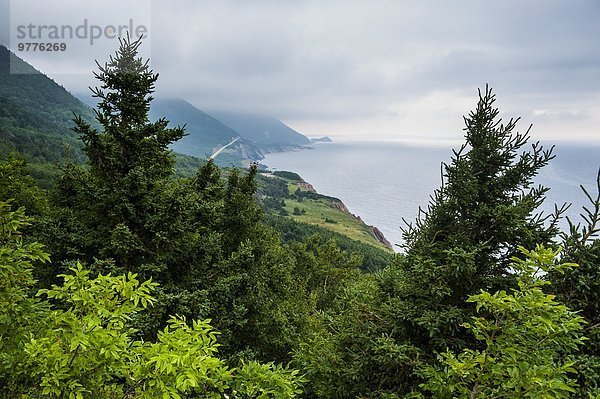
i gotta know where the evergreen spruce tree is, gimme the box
[295,86,564,398]
[397,85,561,350]
[221,164,261,252]
[37,38,326,362]
[67,36,184,270]
[80,36,183,183]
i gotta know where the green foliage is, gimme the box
[126,316,232,398]
[288,236,362,311]
[550,170,600,396]
[293,87,565,398]
[0,201,304,398]
[232,361,305,398]
[0,152,49,214]
[272,170,303,181]
[0,202,51,390]
[419,246,586,398]
[23,265,158,398]
[294,264,425,398]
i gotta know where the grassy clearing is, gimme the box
[275,177,391,251]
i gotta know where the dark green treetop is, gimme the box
[401,85,560,305]
[294,86,566,398]
[75,36,184,184]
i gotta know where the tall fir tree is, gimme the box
[404,86,557,283]
[397,85,561,349]
[80,36,183,183]
[65,36,184,270]
[295,86,564,398]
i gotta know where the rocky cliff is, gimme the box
[371,227,393,249]
[327,191,393,250]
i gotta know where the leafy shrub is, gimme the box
[419,246,586,398]
[0,200,304,398]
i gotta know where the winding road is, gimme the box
[209,137,240,160]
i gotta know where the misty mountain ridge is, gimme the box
[206,109,311,151]
[148,97,264,163]
[76,93,313,162]
[147,99,314,159]
[1,45,313,171]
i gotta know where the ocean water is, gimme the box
[262,141,600,251]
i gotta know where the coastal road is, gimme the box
[209,137,240,160]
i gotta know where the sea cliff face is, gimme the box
[329,198,393,250]
[371,226,392,249]
[296,181,316,192]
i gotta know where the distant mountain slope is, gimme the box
[149,98,263,163]
[0,45,94,164]
[208,110,311,150]
[0,45,302,174]
[78,96,310,160]
[150,98,239,158]
[76,95,263,165]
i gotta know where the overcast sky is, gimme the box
[2,0,600,143]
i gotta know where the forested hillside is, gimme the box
[0,45,96,183]
[1,38,598,398]
[0,46,94,161]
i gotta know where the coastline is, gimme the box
[258,144,394,251]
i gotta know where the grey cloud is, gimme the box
[153,1,600,121]
[2,0,600,139]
